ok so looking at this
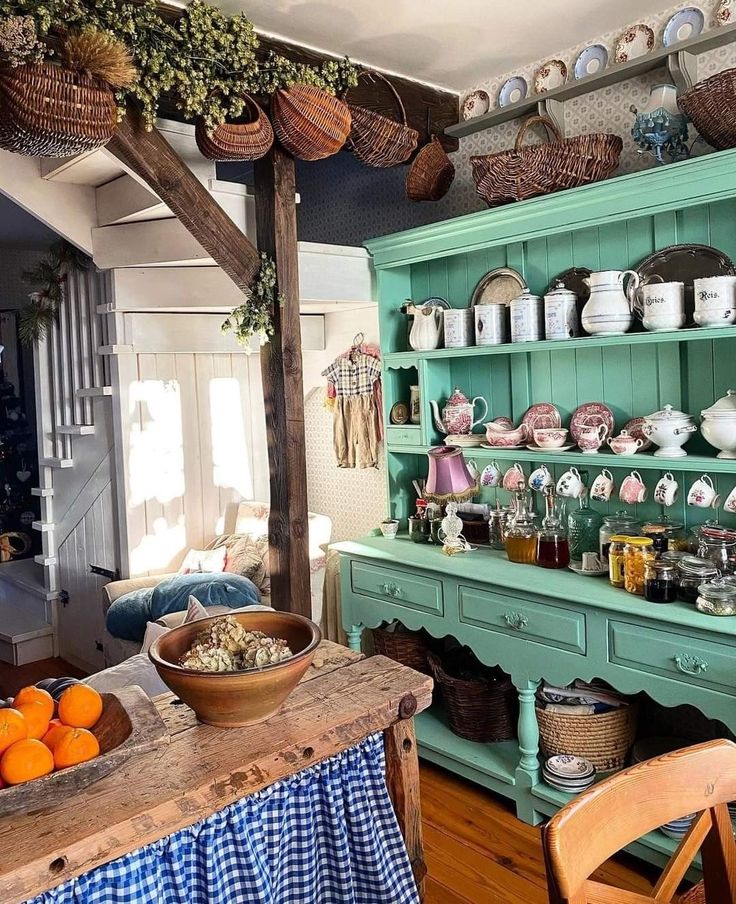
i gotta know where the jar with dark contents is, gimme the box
[644,560,678,603]
[676,556,719,603]
[623,537,654,595]
[641,522,668,555]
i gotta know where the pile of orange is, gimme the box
[0,684,103,787]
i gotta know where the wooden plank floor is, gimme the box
[421,762,657,904]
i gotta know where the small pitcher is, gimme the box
[581,269,639,337]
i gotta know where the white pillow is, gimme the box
[178,546,227,574]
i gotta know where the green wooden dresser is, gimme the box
[335,148,736,873]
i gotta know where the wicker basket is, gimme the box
[537,702,638,772]
[679,68,736,151]
[0,62,117,158]
[406,136,455,201]
[471,115,622,208]
[271,84,351,161]
[347,71,419,168]
[428,649,517,743]
[372,624,432,674]
[195,94,274,161]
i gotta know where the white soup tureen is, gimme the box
[642,404,697,458]
[701,390,736,459]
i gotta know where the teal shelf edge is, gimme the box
[385,444,736,475]
[384,325,736,365]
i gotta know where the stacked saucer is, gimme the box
[660,813,695,840]
[543,755,596,794]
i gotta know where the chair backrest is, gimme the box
[543,738,736,904]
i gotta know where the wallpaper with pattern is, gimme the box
[294,0,736,246]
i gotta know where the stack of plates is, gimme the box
[660,813,695,840]
[543,755,596,794]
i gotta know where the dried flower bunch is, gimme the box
[0,14,43,65]
[222,252,282,347]
[64,29,137,88]
[179,616,293,672]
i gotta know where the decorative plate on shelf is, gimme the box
[470,267,527,306]
[570,402,615,444]
[534,59,568,93]
[614,24,655,63]
[498,76,528,107]
[420,295,452,310]
[389,402,409,425]
[522,402,562,432]
[574,44,609,79]
[548,267,592,305]
[663,7,704,45]
[716,0,734,26]
[461,89,491,121]
[622,416,653,451]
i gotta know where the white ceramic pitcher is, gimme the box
[581,269,639,336]
[406,304,442,350]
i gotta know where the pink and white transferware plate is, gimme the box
[623,416,653,451]
[522,403,562,432]
[526,443,576,452]
[461,89,490,121]
[570,402,615,444]
[533,59,567,94]
[545,754,595,779]
[481,443,526,451]
[614,24,655,63]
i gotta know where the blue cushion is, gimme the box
[106,573,262,643]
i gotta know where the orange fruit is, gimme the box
[0,738,54,785]
[0,708,27,756]
[53,728,100,769]
[15,702,49,741]
[58,685,103,729]
[13,686,54,722]
[42,719,73,752]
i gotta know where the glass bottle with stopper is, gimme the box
[536,485,570,569]
[505,487,538,564]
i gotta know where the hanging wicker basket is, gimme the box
[271,84,351,161]
[406,135,455,201]
[195,94,274,161]
[678,68,736,151]
[471,114,622,208]
[347,71,419,167]
[0,62,118,158]
[536,701,638,772]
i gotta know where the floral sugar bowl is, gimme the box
[430,388,488,436]
[700,389,736,459]
[642,404,698,458]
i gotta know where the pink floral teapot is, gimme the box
[430,388,488,435]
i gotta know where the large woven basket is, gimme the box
[195,94,274,161]
[471,115,622,208]
[679,68,736,151]
[428,649,517,743]
[0,62,117,157]
[271,84,351,161]
[406,136,455,201]
[372,623,432,674]
[537,702,638,772]
[347,71,419,168]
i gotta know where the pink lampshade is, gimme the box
[425,446,478,503]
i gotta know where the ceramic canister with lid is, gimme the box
[701,389,736,459]
[474,303,506,346]
[510,291,544,343]
[544,281,580,340]
[443,308,474,348]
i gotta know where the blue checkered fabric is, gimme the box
[27,733,419,904]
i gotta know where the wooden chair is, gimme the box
[542,738,736,904]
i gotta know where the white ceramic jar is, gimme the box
[444,308,474,347]
[642,404,698,458]
[701,389,736,459]
[474,303,506,345]
[544,282,579,340]
[510,291,544,343]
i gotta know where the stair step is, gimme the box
[0,594,54,666]
[77,386,112,397]
[35,555,57,566]
[31,521,55,533]
[31,487,54,497]
[57,424,95,436]
[40,457,73,469]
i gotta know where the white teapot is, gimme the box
[581,270,639,336]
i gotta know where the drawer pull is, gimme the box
[381,582,402,598]
[673,653,709,677]
[503,611,529,630]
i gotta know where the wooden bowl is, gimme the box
[148,611,322,727]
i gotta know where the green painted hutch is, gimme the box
[334,148,736,873]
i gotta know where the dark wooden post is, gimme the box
[253,147,311,617]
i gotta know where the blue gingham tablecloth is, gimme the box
[26,733,420,904]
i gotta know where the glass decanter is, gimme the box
[536,486,570,569]
[505,488,538,564]
[568,492,603,562]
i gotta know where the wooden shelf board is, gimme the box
[445,22,736,139]
[384,325,736,366]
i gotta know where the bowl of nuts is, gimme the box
[148,612,321,727]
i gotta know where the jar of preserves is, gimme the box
[608,535,629,588]
[600,512,640,566]
[641,518,686,554]
[644,560,678,603]
[696,579,736,616]
[623,537,654,595]
[677,556,719,603]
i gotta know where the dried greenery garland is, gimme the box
[0,0,358,129]
[19,241,90,344]
[221,254,281,348]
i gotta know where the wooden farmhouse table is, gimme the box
[0,642,432,904]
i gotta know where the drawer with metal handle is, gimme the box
[350,561,444,615]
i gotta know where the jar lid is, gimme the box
[701,389,736,418]
[677,555,719,576]
[603,512,640,526]
[545,281,576,298]
[698,578,736,600]
[661,550,689,564]
[645,404,693,423]
[609,534,631,543]
[648,560,676,575]
[625,537,654,548]
[642,522,667,535]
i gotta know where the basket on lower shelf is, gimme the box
[372,623,433,675]
[428,649,518,743]
[537,702,638,772]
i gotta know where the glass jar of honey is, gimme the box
[608,535,629,588]
[623,537,654,595]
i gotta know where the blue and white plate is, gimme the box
[663,7,704,46]
[498,76,528,108]
[574,44,609,79]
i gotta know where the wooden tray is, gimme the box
[0,685,169,817]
